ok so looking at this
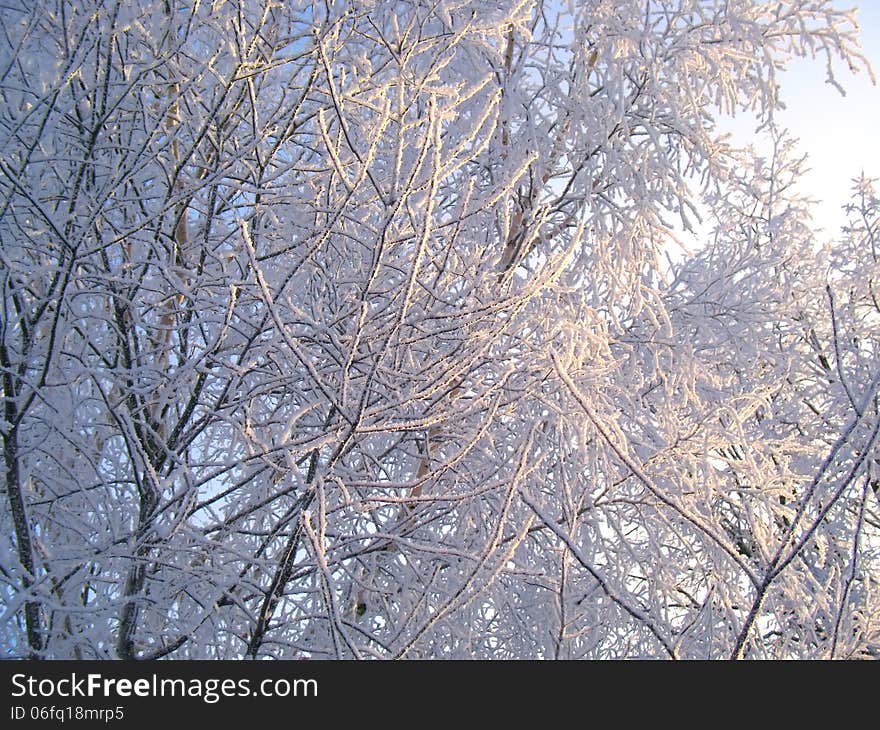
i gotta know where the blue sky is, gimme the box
[728,3,880,236]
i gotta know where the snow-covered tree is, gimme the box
[1,0,877,659]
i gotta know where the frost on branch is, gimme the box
[0,0,877,659]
